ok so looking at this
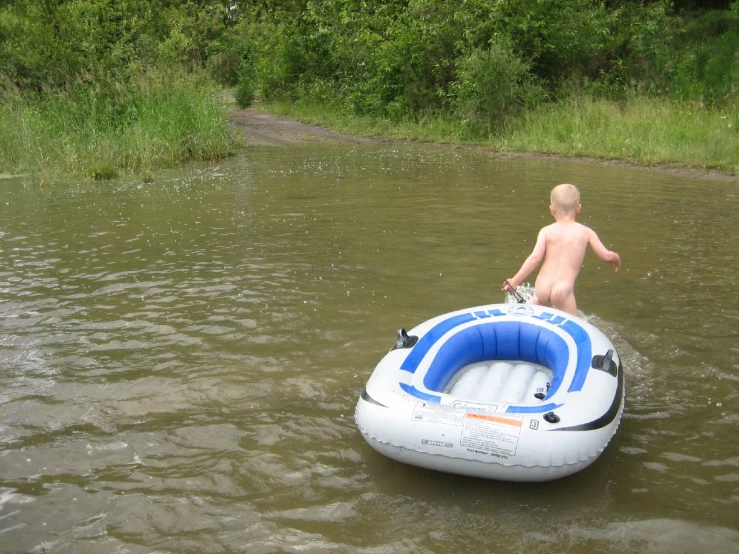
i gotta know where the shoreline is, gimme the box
[228,106,739,184]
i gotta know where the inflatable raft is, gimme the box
[355,303,624,481]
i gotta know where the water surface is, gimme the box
[0,146,737,553]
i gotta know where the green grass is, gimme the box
[6,73,734,180]
[263,100,477,145]
[496,96,739,173]
[261,95,739,175]
[0,68,241,181]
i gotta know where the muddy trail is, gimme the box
[228,106,738,182]
[229,108,385,148]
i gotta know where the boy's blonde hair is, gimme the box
[550,183,581,213]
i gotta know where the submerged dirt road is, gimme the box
[229,108,385,147]
[228,106,738,182]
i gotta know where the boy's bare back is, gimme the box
[503,184,620,315]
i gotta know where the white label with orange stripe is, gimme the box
[460,413,523,457]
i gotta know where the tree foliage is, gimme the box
[0,0,241,90]
[1,0,736,125]
[232,0,737,126]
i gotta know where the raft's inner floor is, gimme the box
[442,361,553,404]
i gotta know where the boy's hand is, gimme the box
[609,254,621,272]
[502,279,517,292]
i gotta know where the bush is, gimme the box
[235,62,256,108]
[452,38,546,132]
[207,50,243,87]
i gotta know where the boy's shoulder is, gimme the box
[544,220,592,237]
[543,220,586,230]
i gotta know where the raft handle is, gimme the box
[392,328,419,350]
[592,349,617,377]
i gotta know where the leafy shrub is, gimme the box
[452,38,546,131]
[235,61,256,108]
[158,26,195,65]
[207,49,243,86]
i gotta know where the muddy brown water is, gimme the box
[0,143,737,553]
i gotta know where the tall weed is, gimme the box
[0,68,238,180]
[496,95,739,173]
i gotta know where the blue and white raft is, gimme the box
[355,303,624,482]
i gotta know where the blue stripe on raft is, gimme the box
[506,403,563,413]
[533,312,557,322]
[399,382,563,413]
[533,312,593,393]
[400,309,508,374]
[400,313,476,373]
[399,382,441,403]
[561,320,592,392]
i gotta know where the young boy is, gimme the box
[502,183,621,316]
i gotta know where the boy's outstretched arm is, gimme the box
[502,228,546,291]
[587,228,621,272]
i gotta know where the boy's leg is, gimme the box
[550,285,577,316]
[533,278,551,308]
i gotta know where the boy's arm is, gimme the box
[503,228,547,291]
[587,228,621,272]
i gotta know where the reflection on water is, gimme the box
[0,147,737,553]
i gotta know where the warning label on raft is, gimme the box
[411,402,467,426]
[460,413,523,457]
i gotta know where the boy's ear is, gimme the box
[576,203,582,214]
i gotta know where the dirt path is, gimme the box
[229,108,387,147]
[228,106,738,182]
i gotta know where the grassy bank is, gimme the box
[261,96,739,175]
[0,69,240,181]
